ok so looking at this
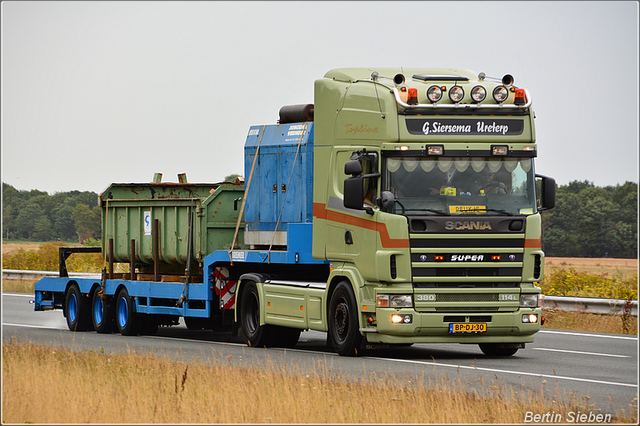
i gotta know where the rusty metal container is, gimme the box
[100,179,245,276]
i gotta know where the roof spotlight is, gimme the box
[493,85,509,103]
[471,85,486,103]
[449,85,464,103]
[427,85,443,103]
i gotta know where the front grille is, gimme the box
[413,267,521,277]
[411,234,524,282]
[414,282,518,288]
[435,307,500,312]
[436,293,498,303]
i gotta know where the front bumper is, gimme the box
[362,307,541,344]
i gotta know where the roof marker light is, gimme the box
[492,145,508,155]
[427,146,444,155]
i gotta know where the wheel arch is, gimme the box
[325,266,366,331]
[234,272,270,324]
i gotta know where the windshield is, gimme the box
[384,156,537,215]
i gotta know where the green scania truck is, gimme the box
[34,67,555,356]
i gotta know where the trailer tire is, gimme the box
[116,288,140,336]
[240,281,274,348]
[328,281,363,356]
[479,343,520,357]
[91,289,115,333]
[65,284,91,331]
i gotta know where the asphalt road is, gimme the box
[3,292,638,418]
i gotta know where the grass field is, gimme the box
[2,341,636,424]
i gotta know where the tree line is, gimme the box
[2,180,638,258]
[541,180,637,258]
[2,183,101,243]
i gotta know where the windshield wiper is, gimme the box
[404,208,450,216]
[482,208,514,216]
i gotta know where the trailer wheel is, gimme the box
[65,284,91,331]
[328,281,363,356]
[274,326,301,348]
[116,288,140,336]
[91,289,115,333]
[479,343,519,357]
[240,281,274,348]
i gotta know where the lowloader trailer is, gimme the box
[35,68,555,356]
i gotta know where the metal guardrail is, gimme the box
[2,269,637,316]
[543,295,637,316]
[2,269,101,280]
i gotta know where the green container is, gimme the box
[100,182,245,275]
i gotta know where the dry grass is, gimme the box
[542,310,638,335]
[3,342,636,424]
[2,278,38,294]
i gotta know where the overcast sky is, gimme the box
[2,1,638,195]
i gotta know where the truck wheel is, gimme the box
[91,289,115,333]
[274,326,301,348]
[65,284,91,331]
[240,281,274,348]
[328,281,363,356]
[116,288,140,336]
[479,343,519,357]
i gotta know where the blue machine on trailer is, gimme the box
[203,121,327,269]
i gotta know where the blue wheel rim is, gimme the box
[68,293,78,323]
[94,297,103,325]
[118,296,128,327]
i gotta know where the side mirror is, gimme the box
[378,191,395,211]
[343,176,364,210]
[345,160,363,175]
[536,174,556,211]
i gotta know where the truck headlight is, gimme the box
[377,294,413,308]
[392,314,413,324]
[519,294,538,308]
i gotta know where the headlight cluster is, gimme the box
[519,294,539,308]
[377,294,413,308]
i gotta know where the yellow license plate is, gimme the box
[449,323,487,333]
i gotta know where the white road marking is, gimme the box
[539,329,637,340]
[364,356,637,388]
[533,347,630,358]
[3,322,63,330]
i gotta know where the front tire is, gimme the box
[65,284,91,331]
[328,281,363,356]
[240,281,274,348]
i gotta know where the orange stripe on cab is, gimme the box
[313,202,409,249]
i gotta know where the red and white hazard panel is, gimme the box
[212,267,237,310]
